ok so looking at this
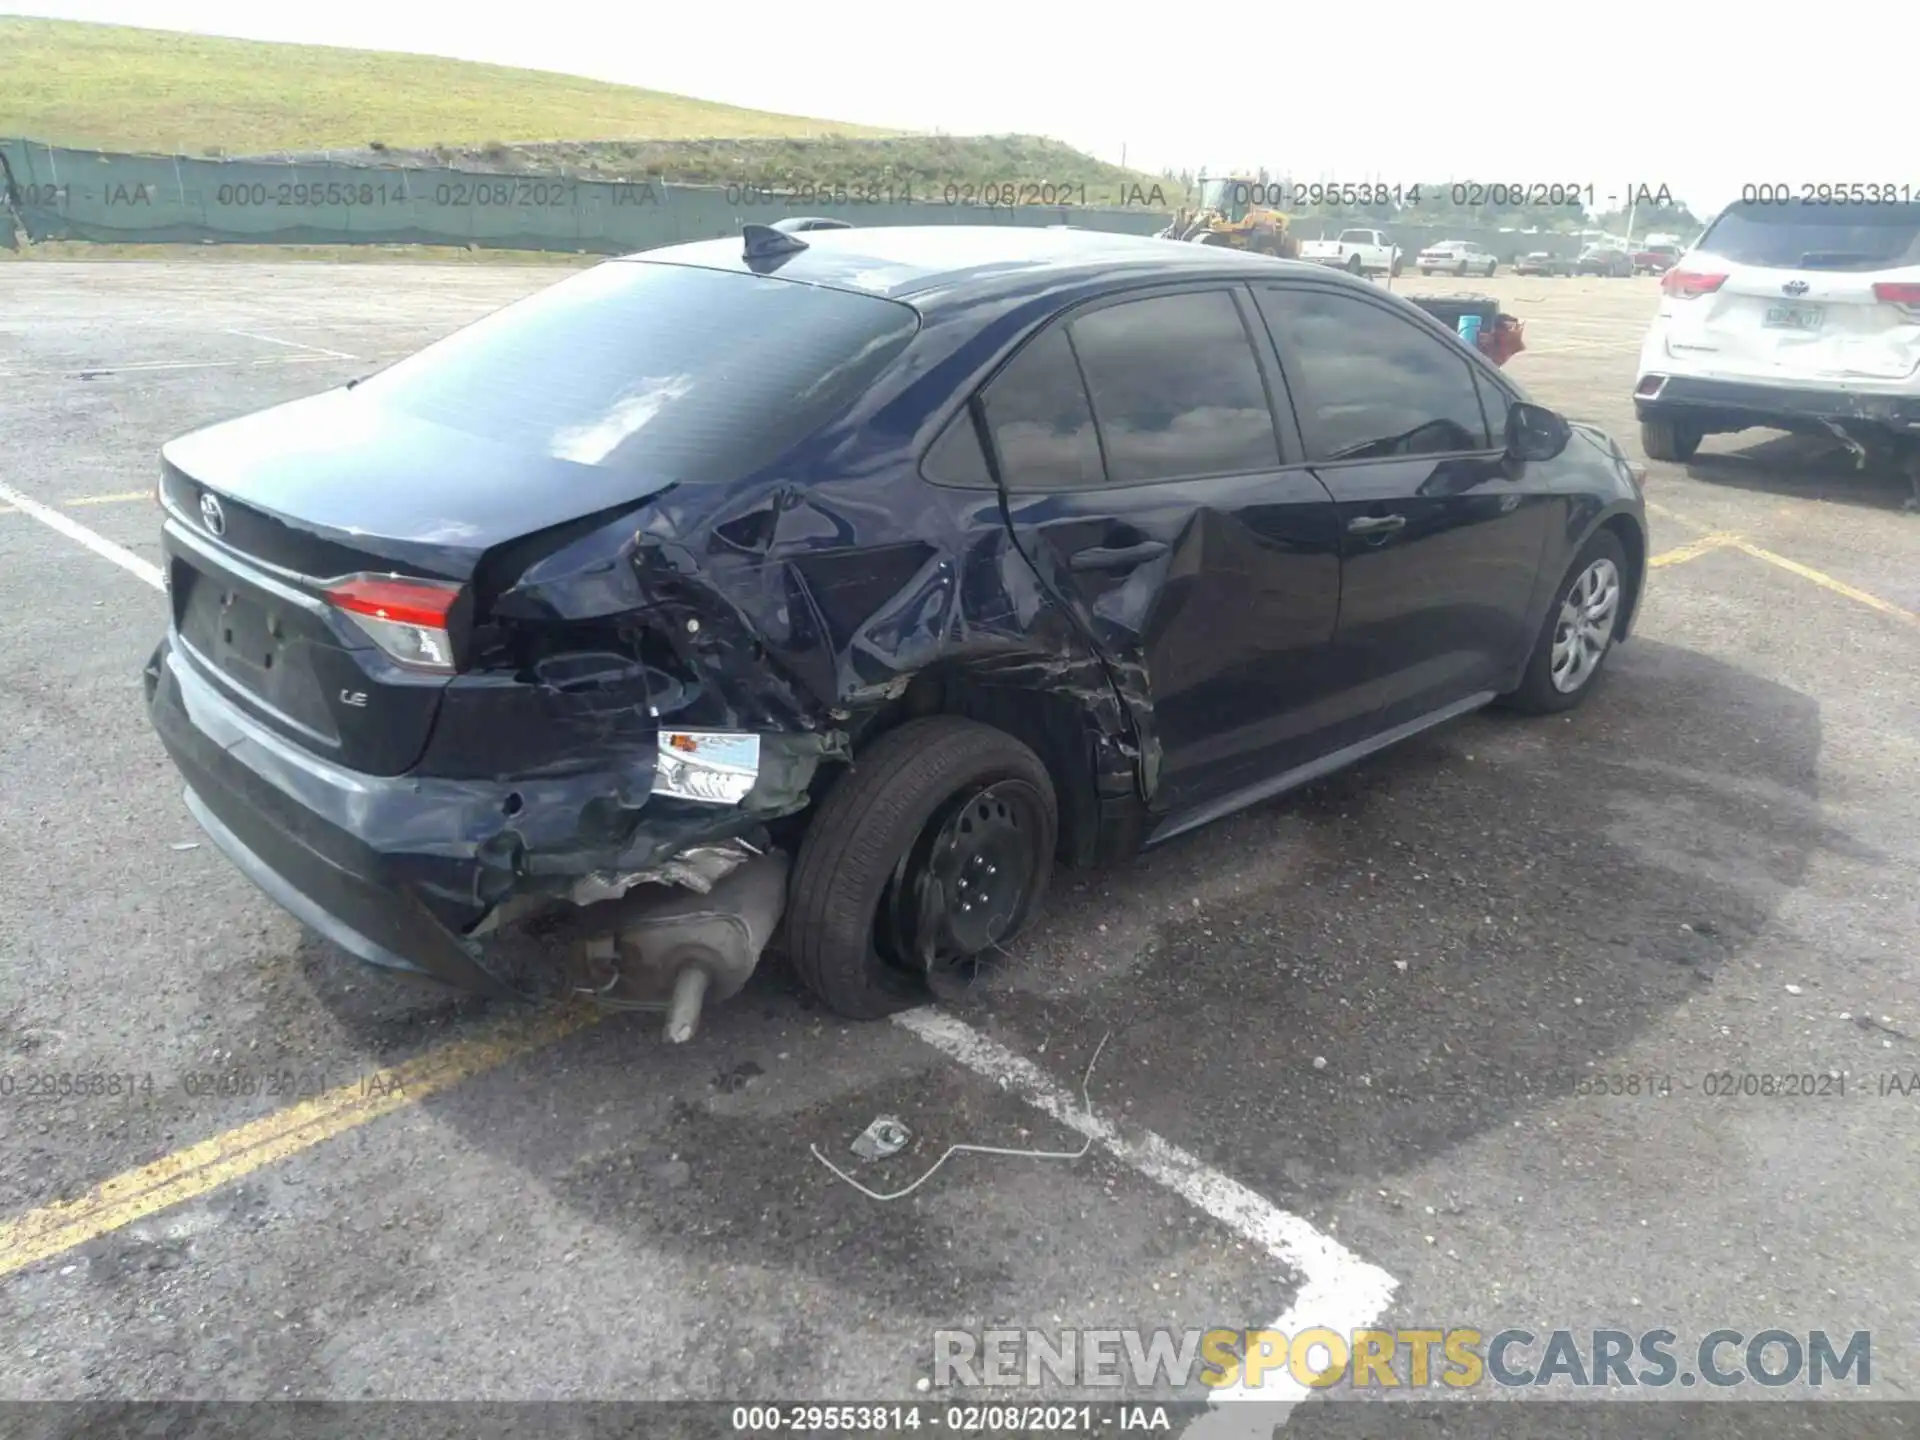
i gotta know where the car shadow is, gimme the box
[916,636,1861,1213]
[1687,430,1916,512]
[204,635,1851,1382]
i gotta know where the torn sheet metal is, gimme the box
[567,839,759,905]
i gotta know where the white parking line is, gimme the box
[223,328,361,361]
[0,479,164,591]
[0,355,343,379]
[895,1009,1398,1434]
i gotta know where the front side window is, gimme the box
[1254,286,1492,462]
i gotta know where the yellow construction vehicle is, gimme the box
[1158,176,1299,257]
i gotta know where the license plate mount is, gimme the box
[1763,304,1824,331]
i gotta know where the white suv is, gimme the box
[1632,199,1920,504]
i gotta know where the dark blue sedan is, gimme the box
[145,224,1648,1032]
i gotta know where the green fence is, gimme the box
[0,138,1174,253]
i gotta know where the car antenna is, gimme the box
[742,223,809,264]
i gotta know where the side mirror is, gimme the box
[1506,401,1571,462]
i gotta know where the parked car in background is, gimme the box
[1515,251,1574,277]
[1633,197,1920,507]
[143,226,1648,1030]
[772,215,854,233]
[1632,242,1682,275]
[1297,228,1403,277]
[1419,241,1498,277]
[1578,245,1635,277]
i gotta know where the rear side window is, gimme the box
[1254,286,1491,461]
[354,260,918,479]
[1697,202,1920,271]
[922,409,994,488]
[1067,290,1280,483]
[979,328,1105,490]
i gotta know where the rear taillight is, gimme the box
[1662,269,1727,299]
[1872,282,1920,305]
[325,574,461,673]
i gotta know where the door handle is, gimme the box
[1347,514,1407,536]
[1068,540,1170,572]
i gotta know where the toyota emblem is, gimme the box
[1782,280,1810,297]
[199,492,226,536]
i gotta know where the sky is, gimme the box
[12,0,1918,217]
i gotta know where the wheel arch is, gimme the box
[829,661,1144,871]
[1574,506,1651,641]
[1597,509,1648,642]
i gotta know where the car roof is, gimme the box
[616,225,1335,304]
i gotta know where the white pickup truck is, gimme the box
[1297,228,1403,277]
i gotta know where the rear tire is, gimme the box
[1640,417,1703,463]
[1486,260,1498,277]
[786,717,1057,1020]
[1498,530,1629,715]
[1420,267,1433,276]
[1346,253,1363,273]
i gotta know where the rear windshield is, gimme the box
[1696,202,1920,272]
[354,260,919,478]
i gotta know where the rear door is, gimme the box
[977,284,1346,814]
[1664,201,1920,382]
[1250,280,1553,731]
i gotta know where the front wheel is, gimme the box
[785,717,1058,1019]
[1498,530,1628,715]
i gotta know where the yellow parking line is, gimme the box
[1644,500,1915,626]
[0,1003,602,1281]
[1649,532,1743,568]
[0,490,151,516]
[1733,541,1917,627]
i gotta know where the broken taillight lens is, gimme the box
[324,574,461,673]
[1661,269,1727,299]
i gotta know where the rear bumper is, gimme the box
[147,636,532,992]
[144,634,821,995]
[1634,375,1920,433]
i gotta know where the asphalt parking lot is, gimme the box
[2,260,1917,1431]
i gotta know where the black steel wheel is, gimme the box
[786,717,1057,1019]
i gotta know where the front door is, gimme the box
[1250,280,1555,732]
[975,285,1346,815]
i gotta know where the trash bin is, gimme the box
[1404,293,1501,334]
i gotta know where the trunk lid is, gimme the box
[161,387,676,582]
[1664,200,1920,383]
[1658,263,1920,383]
[160,389,677,776]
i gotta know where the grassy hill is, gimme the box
[1,18,1180,206]
[0,17,894,153]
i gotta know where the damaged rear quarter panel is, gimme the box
[419,281,1157,909]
